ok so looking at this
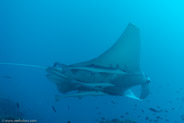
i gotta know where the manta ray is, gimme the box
[0,23,150,101]
[46,23,150,101]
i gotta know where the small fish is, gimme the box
[1,75,12,79]
[67,121,71,123]
[149,108,158,113]
[125,112,129,115]
[111,101,117,104]
[52,106,56,112]
[16,102,19,109]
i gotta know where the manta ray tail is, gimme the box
[0,63,46,69]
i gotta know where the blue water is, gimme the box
[1,0,184,123]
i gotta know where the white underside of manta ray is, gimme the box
[46,23,151,101]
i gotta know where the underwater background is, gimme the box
[1,0,184,123]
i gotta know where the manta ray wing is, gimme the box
[71,23,141,73]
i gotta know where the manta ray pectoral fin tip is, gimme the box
[128,22,134,26]
[128,22,139,30]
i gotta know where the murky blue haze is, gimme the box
[0,0,184,123]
